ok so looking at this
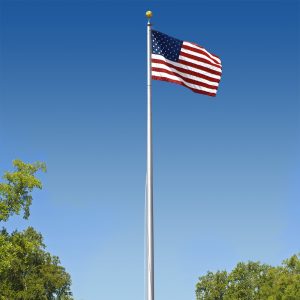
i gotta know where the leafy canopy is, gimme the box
[0,159,46,221]
[196,254,300,300]
[0,227,73,300]
[0,160,73,300]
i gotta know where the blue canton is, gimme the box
[152,30,183,62]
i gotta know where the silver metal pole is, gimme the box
[146,10,154,300]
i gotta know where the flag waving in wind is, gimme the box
[151,30,222,97]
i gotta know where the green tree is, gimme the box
[0,160,73,300]
[196,270,228,300]
[0,159,46,222]
[196,254,300,300]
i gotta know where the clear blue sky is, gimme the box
[0,0,299,299]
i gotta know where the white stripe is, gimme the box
[179,54,222,73]
[152,62,219,87]
[184,42,221,64]
[152,54,221,80]
[152,71,217,94]
[181,47,222,67]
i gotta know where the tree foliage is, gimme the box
[0,160,73,299]
[0,227,73,300]
[0,159,46,222]
[196,254,300,300]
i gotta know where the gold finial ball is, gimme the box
[146,11,153,19]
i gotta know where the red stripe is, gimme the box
[178,58,222,76]
[152,58,220,83]
[152,76,217,97]
[189,42,221,60]
[182,44,221,65]
[152,67,218,90]
[180,51,222,70]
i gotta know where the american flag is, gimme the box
[152,30,222,97]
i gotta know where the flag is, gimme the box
[151,30,222,97]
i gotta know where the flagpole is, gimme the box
[146,10,154,300]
